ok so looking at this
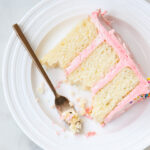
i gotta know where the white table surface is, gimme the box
[0,0,150,150]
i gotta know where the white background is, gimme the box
[0,0,150,150]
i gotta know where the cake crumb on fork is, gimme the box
[37,82,45,94]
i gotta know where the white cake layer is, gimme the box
[41,18,98,68]
[67,42,119,89]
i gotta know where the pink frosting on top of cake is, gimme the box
[90,9,149,123]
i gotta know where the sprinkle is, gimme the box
[147,78,150,83]
[82,107,93,119]
[145,94,149,98]
[66,114,74,121]
[134,92,150,103]
[56,131,60,136]
[85,131,96,137]
[129,101,133,104]
[147,78,150,81]
[85,107,92,114]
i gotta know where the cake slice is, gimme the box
[41,10,149,125]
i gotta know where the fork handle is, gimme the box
[13,24,59,98]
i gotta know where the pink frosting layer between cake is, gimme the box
[65,35,104,75]
[90,10,149,124]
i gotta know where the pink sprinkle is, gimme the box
[85,107,92,114]
[56,131,60,136]
[56,81,63,89]
[101,10,107,16]
[66,114,74,121]
[76,98,81,102]
[86,131,96,137]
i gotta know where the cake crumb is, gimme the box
[37,82,45,94]
[71,91,75,96]
[51,105,55,109]
[35,97,40,102]
[69,101,74,107]
[77,98,87,116]
[101,123,105,127]
[85,107,92,115]
[82,106,93,119]
[61,108,81,134]
[85,131,96,137]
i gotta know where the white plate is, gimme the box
[2,0,150,150]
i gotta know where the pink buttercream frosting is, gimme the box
[65,9,149,124]
[65,35,104,75]
[90,9,149,124]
